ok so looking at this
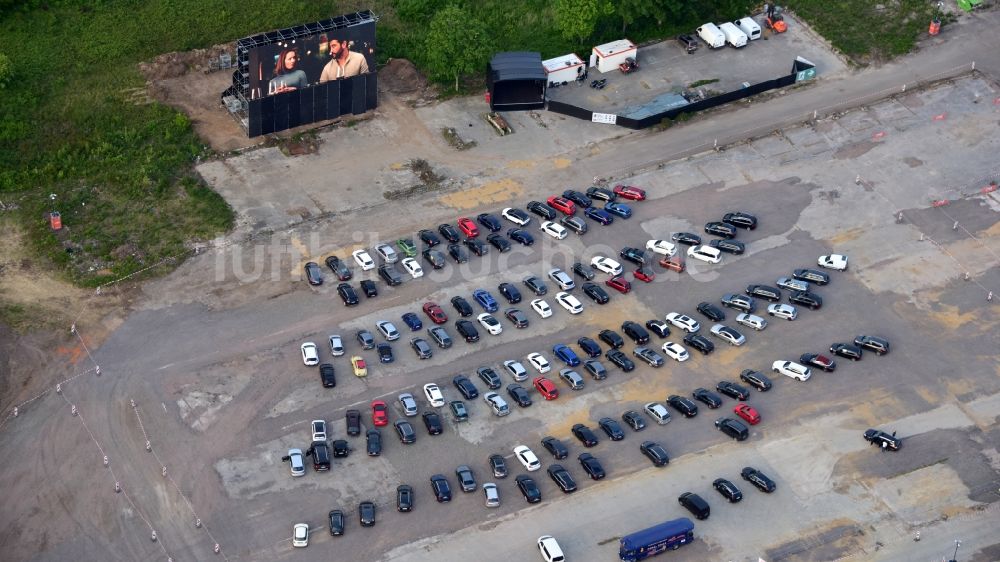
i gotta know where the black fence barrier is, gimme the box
[547,99,595,121]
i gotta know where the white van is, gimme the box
[718,22,748,48]
[735,17,761,40]
[696,23,726,49]
[687,244,722,264]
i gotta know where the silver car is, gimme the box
[503,360,529,382]
[483,392,510,416]
[328,334,345,356]
[376,320,401,341]
[710,324,746,346]
[375,243,399,264]
[735,313,768,331]
[767,303,798,320]
[483,482,501,507]
[547,268,575,291]
[558,368,585,390]
[398,393,418,416]
[776,276,809,292]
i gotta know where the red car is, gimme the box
[546,196,576,216]
[371,400,389,427]
[734,403,761,425]
[422,302,449,324]
[659,256,685,273]
[613,184,646,201]
[633,266,655,283]
[457,217,479,238]
[533,377,559,400]
[606,275,632,294]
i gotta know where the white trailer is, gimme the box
[590,39,637,73]
[542,53,586,85]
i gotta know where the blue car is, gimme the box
[553,344,581,367]
[473,289,499,313]
[584,207,614,225]
[604,201,632,219]
[401,312,423,331]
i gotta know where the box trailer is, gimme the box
[718,22,748,48]
[619,518,695,561]
[543,53,586,85]
[735,17,761,40]
[696,23,726,49]
[591,39,637,73]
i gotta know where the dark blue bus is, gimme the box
[619,517,695,561]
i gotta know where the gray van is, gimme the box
[678,492,710,520]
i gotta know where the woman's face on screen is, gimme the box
[282,51,297,71]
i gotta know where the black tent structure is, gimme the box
[486,52,546,111]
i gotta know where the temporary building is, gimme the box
[590,39,637,74]
[542,53,586,85]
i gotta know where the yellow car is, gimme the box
[351,356,368,377]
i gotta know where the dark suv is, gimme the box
[378,264,403,286]
[855,335,890,355]
[498,282,522,304]
[599,329,625,348]
[622,321,650,344]
[666,395,699,417]
[746,284,781,302]
[455,320,479,342]
[697,302,725,321]
[739,369,773,391]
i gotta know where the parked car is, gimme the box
[800,353,836,372]
[422,411,443,435]
[513,445,542,471]
[633,346,665,367]
[584,206,615,224]
[715,417,749,441]
[772,360,812,381]
[548,268,575,290]
[734,403,761,425]
[427,326,452,349]
[659,255,686,272]
[683,333,715,355]
[598,417,625,440]
[534,377,559,401]
[562,189,593,208]
[507,383,532,407]
[713,478,744,503]
[586,186,616,202]
[453,375,479,399]
[541,436,569,459]
[722,211,758,230]
[546,196,576,215]
[746,284,782,302]
[477,212,502,232]
[604,201,632,218]
[710,324,745,346]
[678,492,711,520]
[359,279,378,298]
[516,474,542,503]
[709,238,745,255]
[741,466,777,492]
[612,184,646,200]
[739,369,773,391]
[599,329,625,349]
[641,441,670,466]
[692,388,723,408]
[430,474,452,502]
[526,201,557,220]
[697,302,726,322]
[438,223,461,243]
[671,232,702,246]
[560,215,588,235]
[646,319,670,338]
[830,342,863,360]
[464,237,489,257]
[394,420,416,444]
[547,464,578,493]
[572,423,600,447]
[622,321,650,344]
[502,207,532,226]
[578,452,606,480]
[319,363,336,387]
[818,253,848,271]
[722,293,755,313]
[793,268,830,285]
[606,275,632,294]
[789,290,823,310]
[584,359,608,380]
[677,33,699,53]
[644,402,672,425]
[776,276,809,292]
[324,255,353,280]
[623,410,647,431]
[606,349,635,372]
[661,341,689,362]
[447,243,469,263]
[507,228,534,246]
[591,256,623,276]
[378,264,403,286]
[337,283,359,306]
[455,319,480,342]
[304,262,323,285]
[581,282,610,304]
[855,334,890,355]
[666,395,699,417]
[863,428,901,450]
[704,221,737,239]
[619,246,646,265]
[735,313,768,331]
[422,248,446,269]
[665,312,700,333]
[455,465,477,492]
[767,303,798,320]
[523,275,548,296]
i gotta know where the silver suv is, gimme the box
[483,392,510,416]
[558,368,585,390]
[375,243,398,263]
[547,268,575,291]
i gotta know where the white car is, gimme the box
[300,342,319,366]
[376,320,400,341]
[818,254,848,271]
[538,535,565,562]
[540,220,568,240]
[661,341,689,362]
[646,239,677,257]
[513,445,541,471]
[687,244,722,264]
[352,249,375,271]
[644,402,672,425]
[735,313,767,331]
[503,360,529,381]
[292,523,309,548]
[773,360,812,381]
[375,243,398,264]
[478,313,503,335]
[531,298,553,318]
[287,448,305,477]
[398,393,418,416]
[401,257,423,278]
[527,352,551,374]
[555,292,583,314]
[311,419,327,442]
[423,383,445,407]
[328,334,344,356]
[665,312,700,333]
[767,303,798,320]
[590,256,623,276]
[710,324,746,346]
[484,482,501,508]
[502,207,531,226]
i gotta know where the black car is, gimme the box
[585,186,616,202]
[697,302,725,321]
[319,363,336,388]
[721,293,755,313]
[855,334,890,355]
[692,388,723,409]
[677,33,698,53]
[792,268,830,285]
[716,380,750,401]
[739,369,773,391]
[366,429,382,456]
[527,200,557,220]
[523,275,548,295]
[422,411,443,435]
[741,466,777,493]
[410,337,433,359]
[666,395,699,418]
[477,366,502,389]
[645,320,670,338]
[547,464,578,493]
[709,238,746,255]
[622,410,646,431]
[640,440,670,466]
[789,290,823,310]
[464,237,489,257]
[801,353,837,372]
[723,211,758,230]
[830,342,863,361]
[619,246,646,265]
[455,320,479,343]
[515,474,542,503]
[328,509,345,536]
[622,321,650,344]
[394,420,416,444]
[486,233,511,252]
[304,261,324,285]
[360,279,378,298]
[599,329,625,349]
[324,256,353,280]
[505,308,529,328]
[397,484,414,512]
[337,283,359,306]
[704,221,737,239]
[447,243,469,263]
[572,423,599,447]
[489,454,509,478]
[578,453,606,480]
[498,282,522,304]
[715,417,749,441]
[359,501,377,527]
[679,492,710,520]
[422,248,447,269]
[572,262,597,280]
[378,264,403,286]
[376,343,394,364]
[560,215,589,235]
[562,189,593,208]
[713,478,743,503]
[746,284,782,302]
[582,282,610,304]
[507,383,532,407]
[541,436,569,459]
[477,213,502,232]
[598,417,625,440]
[356,329,376,350]
[507,228,535,246]
[419,229,442,247]
[577,337,602,358]
[438,223,461,243]
[683,333,715,355]
[452,375,479,399]
[671,232,702,246]
[430,474,452,502]
[346,409,361,436]
[606,349,635,372]
[864,428,901,450]
[451,296,474,317]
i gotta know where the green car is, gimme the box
[396,238,417,257]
